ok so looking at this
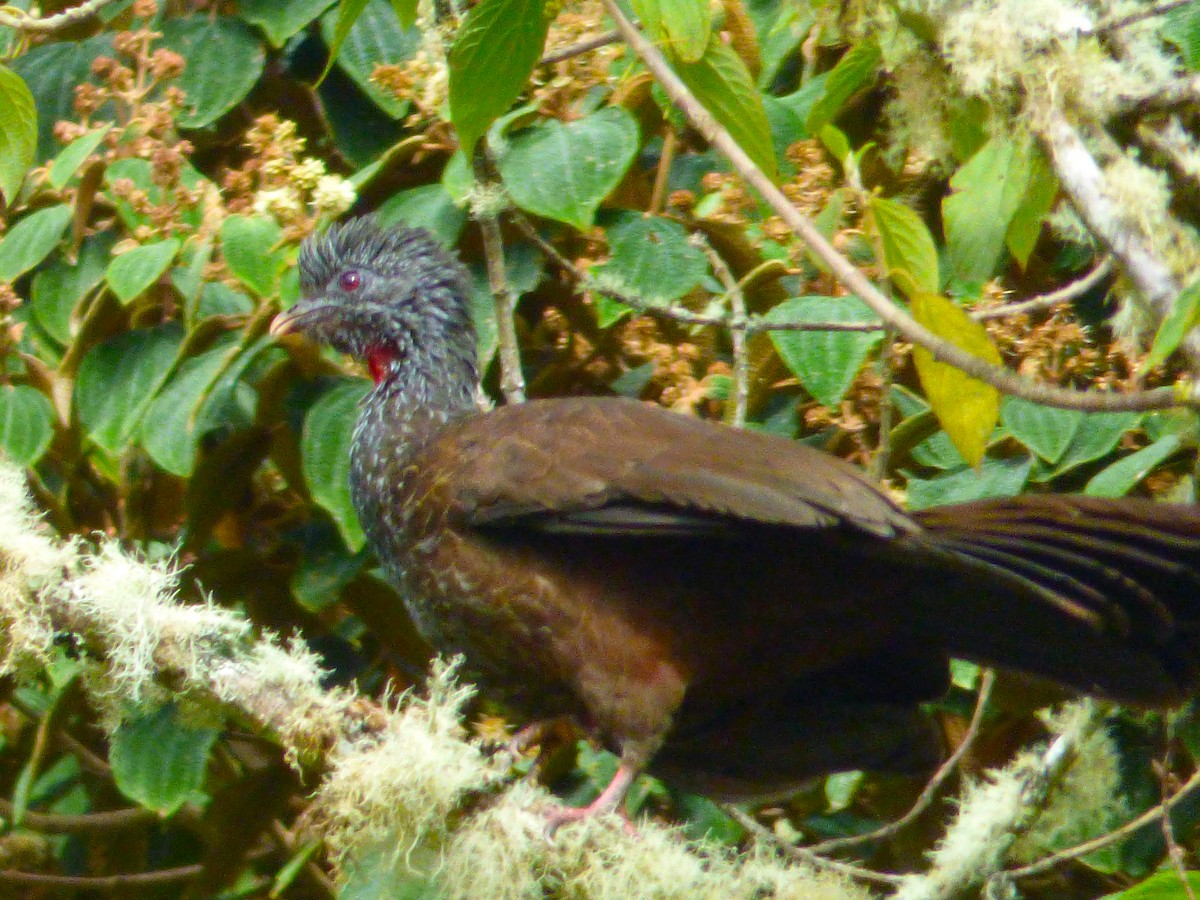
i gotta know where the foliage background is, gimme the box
[1,0,1200,896]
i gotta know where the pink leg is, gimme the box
[543,764,638,833]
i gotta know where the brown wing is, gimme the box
[429,396,915,539]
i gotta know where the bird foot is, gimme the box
[541,764,638,837]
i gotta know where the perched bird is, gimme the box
[271,217,1200,820]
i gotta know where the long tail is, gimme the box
[908,496,1200,705]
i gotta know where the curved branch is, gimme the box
[597,0,1193,413]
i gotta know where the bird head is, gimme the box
[270,217,476,385]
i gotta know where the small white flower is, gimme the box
[291,157,327,190]
[252,187,303,221]
[312,175,357,214]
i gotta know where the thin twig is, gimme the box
[1097,0,1194,33]
[0,799,156,833]
[473,162,526,403]
[538,29,620,66]
[0,0,123,32]
[650,130,678,216]
[974,258,1114,320]
[808,669,996,855]
[1006,766,1200,880]
[722,805,904,887]
[695,236,749,427]
[598,0,1193,413]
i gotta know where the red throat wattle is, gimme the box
[366,347,396,384]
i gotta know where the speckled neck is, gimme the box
[348,338,477,554]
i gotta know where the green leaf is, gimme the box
[75,324,183,454]
[1000,396,1083,464]
[48,123,111,190]
[0,204,71,283]
[221,214,286,297]
[1006,148,1058,269]
[241,0,336,47]
[302,378,371,552]
[1144,279,1200,372]
[498,106,639,230]
[10,35,111,161]
[870,196,939,295]
[110,704,218,816]
[943,134,1033,283]
[140,338,242,477]
[448,0,551,155]
[0,66,36,204]
[320,0,420,117]
[765,295,884,408]
[598,214,707,303]
[910,292,1002,467]
[376,184,467,247]
[106,239,181,305]
[1104,869,1200,900]
[319,0,370,84]
[806,39,880,134]
[1084,434,1184,498]
[1165,2,1200,70]
[159,17,265,129]
[0,385,55,465]
[906,453,1033,510]
[632,0,711,63]
[675,38,776,178]
[31,234,113,344]
[391,0,418,27]
[1040,410,1141,480]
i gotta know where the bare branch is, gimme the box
[0,0,123,33]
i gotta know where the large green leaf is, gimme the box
[47,123,111,190]
[448,0,551,155]
[302,378,371,552]
[806,39,880,133]
[110,704,218,816]
[221,214,287,297]
[942,134,1033,283]
[320,0,420,117]
[1000,396,1083,464]
[910,292,1002,467]
[159,17,265,129]
[376,184,467,248]
[597,214,707,303]
[765,295,884,408]
[0,204,71,283]
[31,233,114,344]
[1006,148,1058,269]
[675,38,776,178]
[75,324,183,454]
[870,196,939,295]
[242,0,336,47]
[10,36,111,161]
[106,239,181,305]
[0,385,55,465]
[1144,278,1200,372]
[1104,869,1200,900]
[1084,434,1184,498]
[0,65,36,204]
[1036,410,1141,480]
[498,107,639,230]
[906,454,1033,510]
[140,337,248,477]
[631,0,712,63]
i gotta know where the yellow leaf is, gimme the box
[910,292,1002,468]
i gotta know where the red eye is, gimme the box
[338,271,362,291]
